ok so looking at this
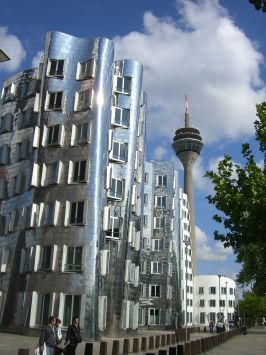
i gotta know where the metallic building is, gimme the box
[172,97,203,274]
[0,31,146,340]
[139,161,181,328]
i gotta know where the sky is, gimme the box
[0,0,265,283]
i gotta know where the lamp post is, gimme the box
[183,239,190,341]
[225,281,228,324]
[218,275,221,322]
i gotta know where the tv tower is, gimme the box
[172,96,203,273]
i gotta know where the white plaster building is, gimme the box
[193,275,236,326]
[179,189,193,326]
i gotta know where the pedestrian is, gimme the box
[209,320,214,333]
[64,317,82,355]
[38,315,58,355]
[54,319,64,354]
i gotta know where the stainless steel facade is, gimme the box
[0,31,146,340]
[139,161,181,329]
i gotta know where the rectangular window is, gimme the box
[200,300,205,307]
[155,196,166,208]
[69,202,85,225]
[108,178,123,200]
[77,58,96,80]
[221,287,227,294]
[219,300,225,307]
[46,91,63,110]
[144,193,148,205]
[229,300,233,307]
[35,294,51,326]
[144,173,149,184]
[0,113,13,134]
[143,215,147,228]
[210,287,216,295]
[47,125,60,145]
[63,295,81,327]
[65,247,83,272]
[229,288,234,295]
[111,107,130,128]
[114,76,131,95]
[200,312,205,324]
[72,122,90,145]
[72,160,87,183]
[0,145,10,165]
[152,239,164,251]
[111,141,127,162]
[150,285,160,298]
[151,261,163,274]
[42,201,59,226]
[148,308,159,325]
[105,216,120,239]
[44,161,61,185]
[47,59,65,77]
[210,312,216,322]
[153,217,165,230]
[39,246,53,270]
[209,300,216,307]
[156,175,167,187]
[75,89,93,111]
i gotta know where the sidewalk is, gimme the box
[207,327,266,355]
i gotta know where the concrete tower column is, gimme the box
[172,97,203,274]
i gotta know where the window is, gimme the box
[209,300,216,307]
[1,83,16,103]
[16,139,30,161]
[150,285,160,298]
[77,58,96,80]
[63,295,81,327]
[210,287,216,295]
[114,76,131,95]
[210,312,216,322]
[229,288,234,295]
[153,217,165,230]
[108,178,123,200]
[35,293,51,326]
[200,312,205,324]
[228,300,233,307]
[69,202,85,225]
[75,89,93,111]
[144,173,149,184]
[42,161,61,185]
[111,141,127,162]
[148,308,159,325]
[65,247,83,272]
[144,193,148,205]
[143,215,147,228]
[39,246,53,270]
[0,179,7,200]
[20,247,33,273]
[42,201,60,226]
[0,113,12,134]
[219,300,225,307]
[19,108,35,129]
[152,239,164,251]
[154,196,166,208]
[72,122,90,145]
[156,175,167,187]
[45,91,63,110]
[111,107,130,128]
[47,125,60,145]
[200,300,205,307]
[140,260,146,274]
[105,216,120,239]
[69,160,87,183]
[0,145,9,165]
[221,287,227,294]
[151,261,163,274]
[47,59,65,77]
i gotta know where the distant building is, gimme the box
[193,275,236,326]
[0,31,146,339]
[139,161,181,328]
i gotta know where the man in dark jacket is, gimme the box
[39,316,57,355]
[64,317,82,355]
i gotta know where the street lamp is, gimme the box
[218,275,221,322]
[183,239,191,341]
[225,281,228,325]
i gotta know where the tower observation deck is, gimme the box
[172,96,203,274]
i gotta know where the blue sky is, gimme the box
[1,0,265,281]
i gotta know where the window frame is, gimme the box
[47,59,65,78]
[111,107,130,128]
[45,91,63,111]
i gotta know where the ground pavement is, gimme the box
[0,327,265,355]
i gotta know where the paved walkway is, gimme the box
[0,327,265,354]
[207,328,266,355]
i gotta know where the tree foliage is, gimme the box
[249,0,266,12]
[239,292,266,325]
[205,102,266,296]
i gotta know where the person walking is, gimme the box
[64,317,82,355]
[54,318,64,354]
[38,316,58,355]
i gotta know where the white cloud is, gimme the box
[32,51,43,68]
[153,145,168,160]
[114,0,265,146]
[196,225,232,261]
[0,27,26,72]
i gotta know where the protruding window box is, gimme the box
[109,141,127,163]
[45,91,63,111]
[111,107,130,128]
[107,178,124,201]
[114,76,131,95]
[74,89,93,111]
[76,58,96,80]
[47,59,65,78]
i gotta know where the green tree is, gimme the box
[249,0,266,12]
[205,102,266,296]
[239,292,266,326]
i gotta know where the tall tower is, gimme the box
[172,96,203,274]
